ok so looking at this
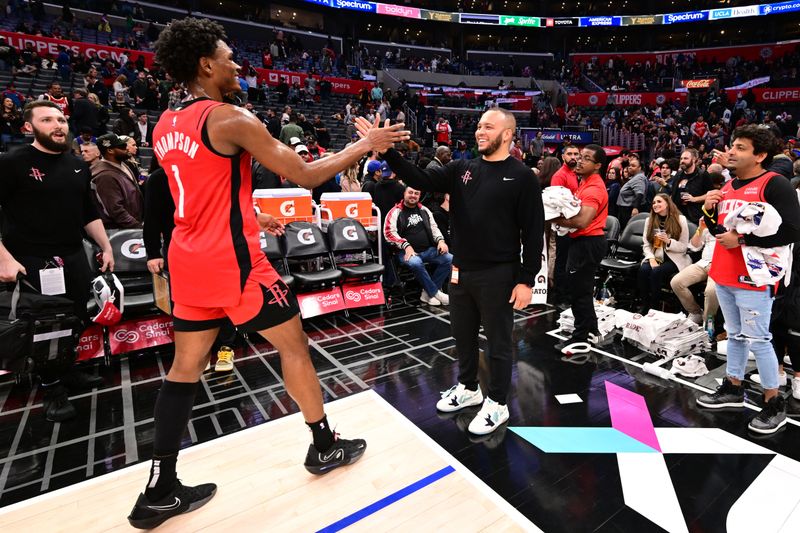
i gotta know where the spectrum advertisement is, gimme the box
[300,1,791,28]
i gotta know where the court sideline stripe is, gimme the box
[315,465,455,533]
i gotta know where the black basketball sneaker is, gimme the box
[127,480,217,529]
[303,433,367,475]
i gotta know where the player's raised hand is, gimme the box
[357,117,411,153]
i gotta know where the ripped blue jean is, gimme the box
[716,283,780,390]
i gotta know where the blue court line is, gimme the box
[316,465,456,532]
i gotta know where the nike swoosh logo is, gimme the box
[147,497,181,511]
[320,449,344,463]
[503,177,514,181]
[74,169,82,173]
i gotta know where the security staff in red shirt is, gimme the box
[550,144,580,307]
[551,144,608,346]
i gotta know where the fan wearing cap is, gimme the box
[91,133,143,229]
[362,159,383,195]
[278,112,303,146]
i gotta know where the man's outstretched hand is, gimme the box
[355,117,411,153]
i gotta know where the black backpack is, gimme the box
[0,280,81,374]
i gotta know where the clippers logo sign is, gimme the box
[663,11,708,24]
[342,281,385,309]
[108,316,174,355]
[121,239,146,260]
[297,287,347,318]
[545,17,579,27]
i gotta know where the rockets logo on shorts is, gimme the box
[267,282,290,308]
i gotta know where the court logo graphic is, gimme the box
[511,381,800,532]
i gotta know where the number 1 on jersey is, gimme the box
[171,164,185,218]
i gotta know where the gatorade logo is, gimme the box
[345,203,359,217]
[280,200,296,216]
[121,239,146,260]
[343,225,358,241]
[297,228,315,244]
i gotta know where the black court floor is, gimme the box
[1,298,800,532]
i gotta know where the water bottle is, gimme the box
[705,314,715,340]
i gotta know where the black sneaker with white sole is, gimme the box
[696,378,746,408]
[748,395,788,434]
[303,434,367,475]
[127,480,217,529]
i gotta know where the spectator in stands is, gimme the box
[70,88,98,136]
[616,154,649,229]
[427,146,451,170]
[362,159,382,195]
[698,125,800,434]
[371,162,405,230]
[121,135,143,182]
[690,115,710,145]
[452,140,471,161]
[669,217,718,325]
[88,92,109,133]
[113,107,137,139]
[80,142,101,168]
[312,115,330,149]
[605,166,621,219]
[279,113,303,146]
[371,83,383,103]
[0,101,112,422]
[435,117,452,146]
[385,186,452,306]
[71,127,96,152]
[0,36,14,71]
[792,159,800,189]
[638,193,690,314]
[113,75,129,100]
[671,148,712,224]
[510,139,524,161]
[40,82,70,119]
[654,158,678,195]
[1,97,23,148]
[91,133,143,229]
[525,132,545,168]
[2,84,24,108]
[135,111,152,147]
[338,162,362,193]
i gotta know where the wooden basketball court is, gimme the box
[0,390,539,532]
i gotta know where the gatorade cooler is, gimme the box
[319,192,376,228]
[253,188,315,225]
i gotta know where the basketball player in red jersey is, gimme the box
[127,18,409,529]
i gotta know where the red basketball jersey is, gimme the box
[708,171,775,291]
[152,98,278,307]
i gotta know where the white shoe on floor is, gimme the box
[436,383,484,412]
[468,398,510,435]
[784,355,793,367]
[420,291,441,306]
[792,377,800,400]
[750,372,788,387]
[435,291,449,305]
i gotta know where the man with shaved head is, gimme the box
[379,108,544,436]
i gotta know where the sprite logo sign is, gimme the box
[500,15,541,27]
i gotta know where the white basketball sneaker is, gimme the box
[467,398,510,435]
[436,383,483,412]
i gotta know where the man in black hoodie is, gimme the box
[375,108,544,436]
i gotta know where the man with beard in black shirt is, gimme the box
[374,108,544,436]
[0,101,115,421]
[671,148,712,223]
